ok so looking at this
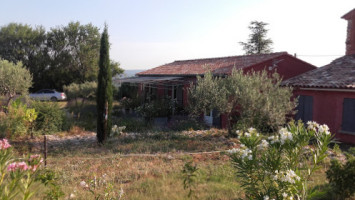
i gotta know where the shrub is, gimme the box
[0,98,37,138]
[0,138,48,199]
[136,98,173,120]
[227,121,332,200]
[31,101,66,134]
[326,158,355,199]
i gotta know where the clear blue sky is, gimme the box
[1,0,354,70]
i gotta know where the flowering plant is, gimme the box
[228,121,332,200]
[0,138,44,200]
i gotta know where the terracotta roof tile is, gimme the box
[137,52,288,76]
[282,55,355,89]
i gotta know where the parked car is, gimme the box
[29,89,66,101]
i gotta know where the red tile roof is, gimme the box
[137,52,288,76]
[282,55,355,89]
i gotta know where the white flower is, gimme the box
[263,195,269,200]
[307,121,319,131]
[318,124,330,135]
[279,128,293,144]
[227,148,238,154]
[268,135,279,144]
[248,127,256,133]
[257,139,269,150]
[80,181,88,188]
[244,132,251,137]
[282,192,288,198]
[248,155,253,160]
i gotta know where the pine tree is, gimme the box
[239,21,273,55]
[96,25,112,144]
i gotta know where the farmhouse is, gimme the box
[282,8,355,144]
[118,52,315,128]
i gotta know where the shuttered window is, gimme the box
[341,98,355,132]
[296,95,313,123]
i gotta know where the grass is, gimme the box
[10,129,339,200]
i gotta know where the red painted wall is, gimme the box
[244,55,316,80]
[293,89,355,144]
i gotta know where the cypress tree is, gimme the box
[96,25,112,143]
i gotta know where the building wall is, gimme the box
[293,89,355,144]
[244,55,316,80]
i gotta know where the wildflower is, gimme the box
[80,180,89,188]
[244,132,251,137]
[0,139,11,150]
[264,195,269,200]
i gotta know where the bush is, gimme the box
[31,101,66,134]
[136,98,173,120]
[0,98,37,138]
[326,158,355,199]
[227,121,332,199]
[0,138,50,199]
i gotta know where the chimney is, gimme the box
[342,8,355,55]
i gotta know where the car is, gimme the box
[29,89,67,101]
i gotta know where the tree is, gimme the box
[46,22,101,90]
[0,60,32,107]
[96,25,113,144]
[188,69,295,134]
[239,21,273,55]
[0,23,48,91]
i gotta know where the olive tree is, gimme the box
[0,59,32,107]
[188,69,296,134]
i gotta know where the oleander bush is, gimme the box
[227,121,332,200]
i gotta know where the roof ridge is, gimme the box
[172,52,288,63]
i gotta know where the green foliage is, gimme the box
[239,21,273,55]
[189,69,295,134]
[63,81,97,115]
[326,158,355,200]
[36,169,64,200]
[228,121,332,200]
[0,22,123,92]
[182,161,199,198]
[0,99,37,138]
[0,139,47,199]
[46,21,101,89]
[0,23,47,91]
[136,98,174,119]
[97,25,113,143]
[31,101,66,134]
[0,59,32,106]
[332,143,342,155]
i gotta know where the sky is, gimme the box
[1,0,354,70]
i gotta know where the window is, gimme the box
[296,95,313,123]
[341,98,355,133]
